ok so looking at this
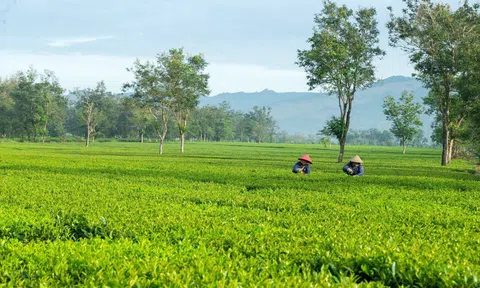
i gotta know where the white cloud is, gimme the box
[47,36,115,47]
[0,51,310,95]
[207,63,309,94]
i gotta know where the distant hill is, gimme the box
[200,76,434,137]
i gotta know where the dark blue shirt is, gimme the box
[292,162,310,174]
[343,162,364,176]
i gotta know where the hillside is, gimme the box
[200,76,434,136]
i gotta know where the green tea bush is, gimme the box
[0,142,479,286]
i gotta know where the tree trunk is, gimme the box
[337,99,352,163]
[180,132,185,153]
[441,114,450,166]
[179,118,187,153]
[159,137,164,155]
[140,133,144,143]
[338,139,346,163]
[42,123,47,143]
[85,127,90,147]
[402,137,406,154]
[85,104,93,148]
[448,139,455,162]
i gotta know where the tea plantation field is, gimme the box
[0,142,479,287]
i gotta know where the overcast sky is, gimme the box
[0,0,467,95]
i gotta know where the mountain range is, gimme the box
[200,76,434,136]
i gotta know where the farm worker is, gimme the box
[292,154,312,174]
[343,155,364,176]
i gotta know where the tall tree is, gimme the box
[0,77,17,139]
[7,69,67,141]
[387,0,480,165]
[457,20,480,162]
[74,81,108,147]
[466,98,480,169]
[125,59,169,154]
[383,91,424,154]
[167,49,210,153]
[297,0,385,162]
[36,70,66,143]
[10,69,42,140]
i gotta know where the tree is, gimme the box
[244,106,276,143]
[36,70,66,143]
[6,68,67,142]
[318,116,345,144]
[213,102,235,141]
[297,0,385,162]
[466,98,480,168]
[320,137,332,148]
[0,77,16,139]
[189,102,235,142]
[456,22,480,162]
[97,94,122,138]
[167,49,210,153]
[117,98,152,143]
[74,81,108,147]
[10,69,42,140]
[411,130,429,148]
[189,105,215,141]
[125,59,169,154]
[383,91,423,154]
[387,0,480,165]
[125,49,209,154]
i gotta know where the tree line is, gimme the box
[0,48,278,151]
[0,68,432,148]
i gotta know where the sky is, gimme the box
[0,0,467,95]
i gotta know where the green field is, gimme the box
[0,142,479,287]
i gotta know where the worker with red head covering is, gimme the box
[292,154,312,174]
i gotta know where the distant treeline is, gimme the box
[0,69,432,147]
[0,69,280,143]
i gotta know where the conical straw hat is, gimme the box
[350,155,363,163]
[298,154,312,164]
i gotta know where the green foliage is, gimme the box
[0,142,479,286]
[318,116,345,142]
[320,137,331,148]
[387,0,480,165]
[244,106,276,143]
[5,68,66,141]
[0,77,17,137]
[346,129,397,147]
[73,81,110,146]
[383,91,423,153]
[124,48,210,153]
[297,0,385,162]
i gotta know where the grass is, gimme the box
[0,142,479,287]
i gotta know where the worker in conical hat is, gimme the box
[343,155,364,176]
[292,154,312,175]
